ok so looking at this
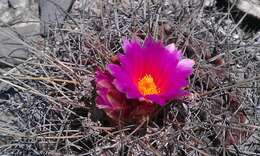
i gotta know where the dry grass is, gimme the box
[0,0,260,155]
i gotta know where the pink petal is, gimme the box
[176,59,195,77]
[146,95,166,106]
[107,63,141,99]
[166,43,177,52]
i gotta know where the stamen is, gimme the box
[137,74,160,96]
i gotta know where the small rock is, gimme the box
[0,22,40,67]
[8,0,29,9]
[255,52,260,61]
[224,19,233,25]
[39,0,74,37]
[204,0,215,7]
[229,0,260,19]
[232,34,239,39]
[0,11,13,24]
[0,0,9,11]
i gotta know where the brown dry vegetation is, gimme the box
[0,0,260,155]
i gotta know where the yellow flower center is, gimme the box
[137,74,160,96]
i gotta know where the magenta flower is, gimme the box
[95,36,194,122]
